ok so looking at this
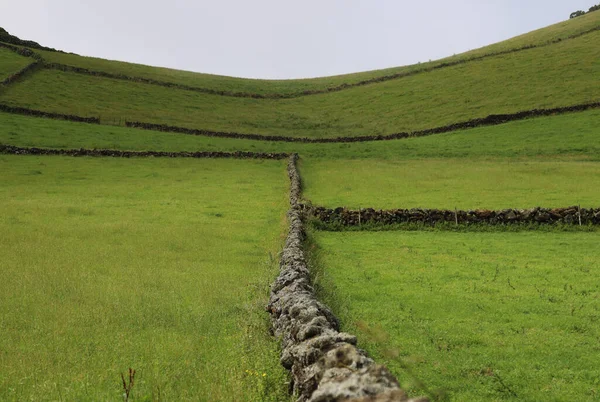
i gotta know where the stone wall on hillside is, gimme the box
[0,145,290,160]
[126,101,600,143]
[0,104,100,123]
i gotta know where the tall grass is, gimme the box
[300,157,600,209]
[0,156,292,401]
[313,231,600,401]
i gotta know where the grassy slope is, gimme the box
[0,46,31,81]
[0,156,291,401]
[301,158,600,209]
[314,231,600,401]
[2,109,599,160]
[1,31,599,138]
[26,11,600,96]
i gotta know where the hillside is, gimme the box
[0,11,599,140]
[1,12,600,402]
[3,11,598,97]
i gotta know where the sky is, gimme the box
[2,0,595,79]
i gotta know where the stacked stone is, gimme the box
[1,61,43,86]
[0,144,290,160]
[0,104,100,123]
[268,155,426,402]
[308,206,600,226]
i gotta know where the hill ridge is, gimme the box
[1,16,598,99]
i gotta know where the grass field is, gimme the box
[301,158,600,209]
[1,108,600,160]
[313,231,600,401]
[0,46,31,81]
[1,30,599,138]
[1,10,600,401]
[24,11,600,97]
[0,156,291,401]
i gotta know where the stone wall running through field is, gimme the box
[306,205,600,227]
[0,144,290,160]
[268,155,426,402]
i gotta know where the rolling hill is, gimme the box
[1,10,599,402]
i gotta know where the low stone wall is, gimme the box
[126,101,600,143]
[307,205,600,226]
[0,144,290,160]
[0,104,100,124]
[1,61,43,86]
[0,42,44,60]
[268,155,425,401]
[44,63,273,99]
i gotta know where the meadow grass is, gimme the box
[1,109,600,160]
[25,11,600,96]
[312,231,600,401]
[1,30,599,139]
[0,46,31,81]
[0,155,292,401]
[300,157,600,209]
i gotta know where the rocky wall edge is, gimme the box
[268,155,427,402]
[307,205,600,226]
[0,144,290,160]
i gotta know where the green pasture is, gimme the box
[313,231,600,401]
[1,109,600,160]
[23,11,600,97]
[0,156,291,401]
[0,46,31,82]
[1,30,598,139]
[301,158,600,209]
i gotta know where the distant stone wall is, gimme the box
[0,145,290,160]
[268,155,426,401]
[44,63,272,98]
[126,101,600,144]
[1,60,43,86]
[0,104,100,124]
[307,205,600,226]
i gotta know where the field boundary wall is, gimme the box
[0,100,597,143]
[1,60,43,86]
[268,155,426,401]
[306,205,600,226]
[125,102,600,143]
[0,144,290,159]
[0,104,100,123]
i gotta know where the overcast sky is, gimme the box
[2,1,595,79]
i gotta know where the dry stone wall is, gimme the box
[0,104,100,124]
[126,102,600,143]
[268,155,426,402]
[0,144,290,160]
[1,61,43,86]
[307,205,600,226]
